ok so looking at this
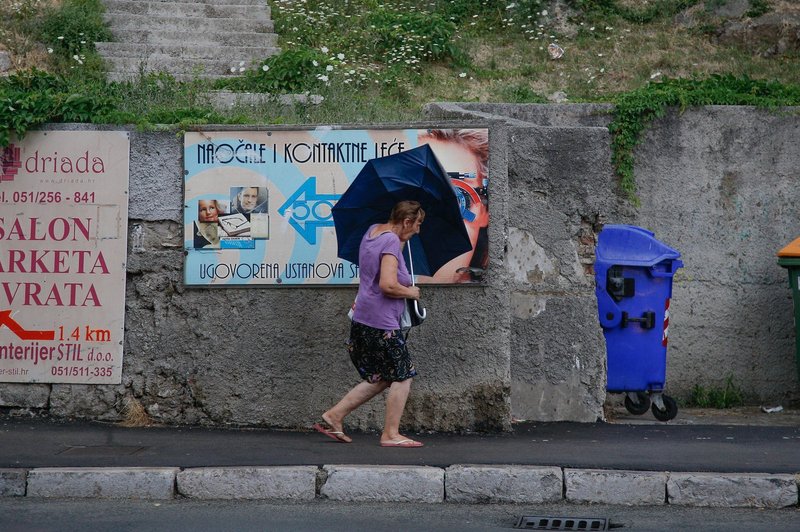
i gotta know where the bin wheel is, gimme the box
[624,392,651,416]
[651,395,678,422]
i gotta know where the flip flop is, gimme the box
[379,439,423,448]
[312,423,351,443]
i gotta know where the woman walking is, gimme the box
[314,200,425,448]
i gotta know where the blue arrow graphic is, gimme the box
[278,176,341,245]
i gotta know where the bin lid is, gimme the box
[596,224,681,267]
[777,237,800,258]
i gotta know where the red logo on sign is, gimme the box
[1,144,22,182]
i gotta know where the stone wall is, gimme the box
[0,124,514,432]
[1,105,798,430]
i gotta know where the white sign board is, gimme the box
[0,131,130,383]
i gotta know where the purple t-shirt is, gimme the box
[352,225,412,330]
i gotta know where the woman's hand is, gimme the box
[407,285,420,300]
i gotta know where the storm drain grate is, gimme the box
[514,515,611,530]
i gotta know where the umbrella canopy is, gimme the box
[332,144,472,275]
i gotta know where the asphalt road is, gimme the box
[2,499,800,532]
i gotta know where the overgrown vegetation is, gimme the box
[2,0,799,200]
[610,75,800,201]
[684,375,745,408]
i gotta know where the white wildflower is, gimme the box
[337,53,344,60]
[326,65,333,71]
[312,60,319,67]
[262,65,269,71]
[459,72,466,78]
[320,46,329,53]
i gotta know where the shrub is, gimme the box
[218,47,331,93]
[0,69,117,146]
[37,0,111,59]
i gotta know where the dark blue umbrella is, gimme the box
[332,144,472,276]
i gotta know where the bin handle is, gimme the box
[649,259,684,278]
[597,289,623,329]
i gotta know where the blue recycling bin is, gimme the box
[595,225,684,421]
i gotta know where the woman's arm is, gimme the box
[379,254,420,299]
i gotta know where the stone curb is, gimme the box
[565,469,667,506]
[446,465,562,503]
[667,472,799,508]
[26,467,178,499]
[3,466,799,507]
[177,466,317,500]
[321,465,444,503]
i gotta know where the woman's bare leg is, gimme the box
[323,380,390,442]
[381,378,415,443]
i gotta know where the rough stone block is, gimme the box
[445,465,562,503]
[27,467,177,499]
[177,467,316,500]
[565,469,666,505]
[0,51,10,73]
[321,465,444,503]
[0,469,27,497]
[668,472,798,508]
[0,384,50,408]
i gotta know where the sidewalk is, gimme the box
[1,407,798,507]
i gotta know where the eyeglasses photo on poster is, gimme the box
[183,128,489,286]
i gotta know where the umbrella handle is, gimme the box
[407,243,428,320]
[413,299,427,320]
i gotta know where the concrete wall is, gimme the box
[427,103,800,414]
[1,104,798,430]
[0,124,513,432]
[633,106,800,402]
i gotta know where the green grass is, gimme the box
[2,0,800,198]
[684,375,745,409]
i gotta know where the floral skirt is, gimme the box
[347,321,417,383]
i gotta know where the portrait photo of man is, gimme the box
[230,186,268,215]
